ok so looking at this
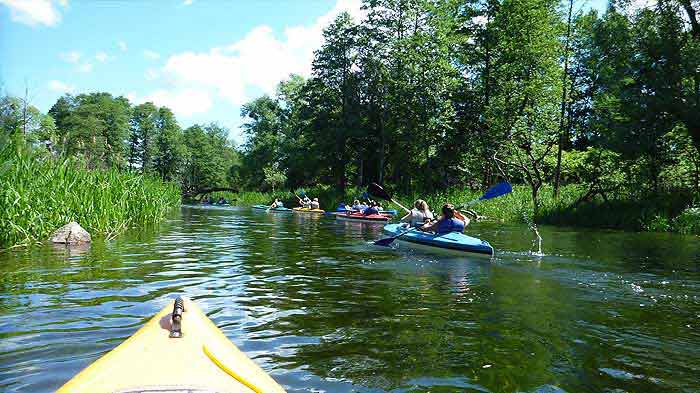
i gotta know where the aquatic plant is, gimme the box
[0,140,181,248]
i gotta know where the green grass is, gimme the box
[0,144,181,249]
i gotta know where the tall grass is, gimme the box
[0,143,181,248]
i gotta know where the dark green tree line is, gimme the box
[236,0,700,213]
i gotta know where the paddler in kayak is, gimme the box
[401,199,434,227]
[311,197,320,210]
[297,194,312,209]
[421,203,469,233]
[351,199,363,211]
[269,198,284,209]
[363,201,381,216]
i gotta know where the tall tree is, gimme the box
[154,107,186,182]
[128,102,159,173]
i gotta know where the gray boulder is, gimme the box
[50,222,92,244]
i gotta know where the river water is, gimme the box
[1,205,699,392]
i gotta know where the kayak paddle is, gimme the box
[374,227,418,246]
[367,183,410,212]
[457,181,512,209]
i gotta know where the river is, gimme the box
[1,205,699,392]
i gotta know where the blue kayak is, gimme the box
[382,223,494,256]
[252,204,292,212]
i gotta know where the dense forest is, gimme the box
[2,0,700,234]
[238,0,700,218]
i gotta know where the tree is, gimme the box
[154,107,186,182]
[263,163,287,192]
[128,102,158,173]
[488,0,563,214]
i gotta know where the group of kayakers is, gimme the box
[340,199,384,216]
[265,194,474,236]
[200,196,228,205]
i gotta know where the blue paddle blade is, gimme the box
[479,181,512,200]
[362,191,369,199]
[374,237,396,247]
[299,190,307,197]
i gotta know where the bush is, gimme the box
[672,207,700,235]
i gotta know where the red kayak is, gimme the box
[335,212,391,224]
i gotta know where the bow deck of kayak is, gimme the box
[57,297,286,393]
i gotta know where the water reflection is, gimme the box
[0,205,699,392]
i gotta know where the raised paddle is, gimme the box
[373,181,513,247]
[457,181,512,209]
[367,183,410,212]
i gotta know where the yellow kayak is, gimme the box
[57,297,286,393]
[292,207,325,214]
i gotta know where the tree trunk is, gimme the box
[554,0,574,198]
[532,183,540,218]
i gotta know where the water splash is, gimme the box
[523,212,544,256]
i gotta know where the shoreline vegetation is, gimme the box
[3,0,700,248]
[0,135,181,249]
[209,183,700,235]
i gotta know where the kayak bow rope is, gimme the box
[370,181,513,247]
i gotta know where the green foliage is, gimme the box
[672,207,700,235]
[0,134,180,248]
[263,164,287,192]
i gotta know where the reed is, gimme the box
[0,144,181,248]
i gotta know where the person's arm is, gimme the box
[421,217,441,232]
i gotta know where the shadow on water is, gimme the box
[0,205,699,392]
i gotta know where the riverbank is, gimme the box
[212,184,700,235]
[0,143,181,249]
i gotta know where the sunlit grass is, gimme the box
[0,146,181,248]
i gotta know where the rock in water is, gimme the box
[50,222,91,244]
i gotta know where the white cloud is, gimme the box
[183,0,193,5]
[145,68,160,80]
[0,0,67,27]
[144,89,213,118]
[126,92,137,103]
[144,50,161,60]
[117,41,127,51]
[77,63,93,73]
[158,0,364,106]
[95,51,108,62]
[48,80,75,94]
[60,50,81,63]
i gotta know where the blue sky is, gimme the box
[1,0,607,144]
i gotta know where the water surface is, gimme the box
[1,205,699,392]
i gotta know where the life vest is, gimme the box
[363,207,380,216]
[437,217,465,234]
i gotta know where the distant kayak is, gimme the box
[252,204,292,212]
[336,212,391,224]
[57,297,286,393]
[292,207,325,214]
[382,223,494,256]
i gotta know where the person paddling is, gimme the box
[310,197,320,210]
[401,199,434,227]
[269,198,284,209]
[363,201,380,216]
[421,203,468,234]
